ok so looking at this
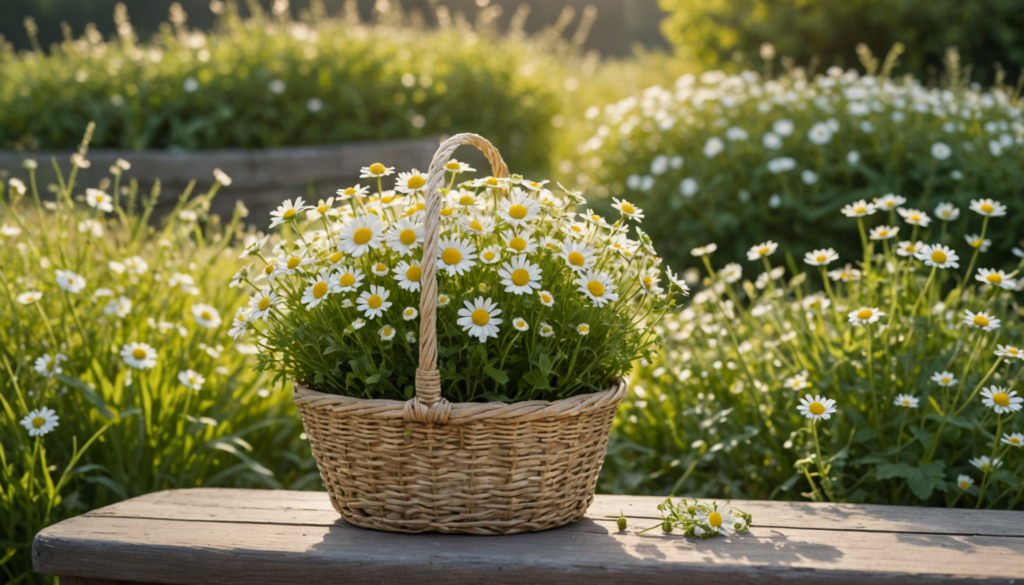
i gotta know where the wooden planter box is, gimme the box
[0,138,439,223]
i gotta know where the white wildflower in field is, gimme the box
[848,307,883,326]
[869,225,899,240]
[976,269,1015,290]
[803,248,838,266]
[360,163,395,178]
[85,189,113,212]
[956,475,974,490]
[970,456,1002,473]
[178,370,205,391]
[269,197,310,228]
[378,324,396,341]
[897,207,931,227]
[16,290,43,305]
[964,234,992,252]
[893,394,919,408]
[457,296,502,343]
[980,387,1021,413]
[121,342,158,370]
[746,241,778,261]
[931,371,957,387]
[874,194,905,210]
[338,215,384,257]
[20,407,59,437]
[691,244,717,257]
[917,244,959,269]
[577,270,619,307]
[34,354,67,378]
[1002,433,1024,448]
[963,310,1000,331]
[192,304,222,328]
[934,202,960,221]
[512,317,529,331]
[841,200,876,217]
[797,395,837,421]
[994,345,1023,360]
[55,269,86,294]
[931,142,952,160]
[969,198,1006,217]
[356,285,392,319]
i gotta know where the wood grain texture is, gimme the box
[34,489,1024,584]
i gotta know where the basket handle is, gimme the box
[405,133,509,425]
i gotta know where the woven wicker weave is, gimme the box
[293,133,628,534]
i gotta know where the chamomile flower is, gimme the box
[976,269,1016,290]
[611,198,644,221]
[873,193,906,210]
[356,285,391,319]
[1002,433,1024,448]
[894,394,919,408]
[460,213,496,236]
[917,244,959,269]
[239,235,269,259]
[801,294,830,312]
[970,455,1002,473]
[437,293,451,307]
[338,215,384,257]
[247,287,279,322]
[102,296,132,318]
[178,370,205,391]
[444,159,476,174]
[192,303,222,328]
[336,184,370,200]
[121,342,158,369]
[228,307,250,339]
[371,261,389,277]
[384,218,423,256]
[897,207,931,227]
[577,270,619,307]
[841,200,876,217]
[229,263,254,288]
[359,163,394,178]
[797,394,837,421]
[537,290,555,307]
[351,318,366,330]
[123,256,148,275]
[828,264,862,282]
[305,197,335,221]
[333,266,365,292]
[395,170,428,194]
[804,248,838,266]
[981,386,1021,413]
[521,178,550,192]
[869,225,899,240]
[539,322,555,337]
[34,353,67,378]
[300,270,335,309]
[956,475,974,490]
[969,198,1007,217]
[934,202,960,221]
[479,245,502,265]
[512,317,529,331]
[269,197,310,228]
[16,291,43,305]
[895,240,925,257]
[848,307,884,326]
[503,229,538,255]
[696,504,737,535]
[964,234,992,252]
[995,345,1023,360]
[498,255,543,295]
[931,371,957,387]
[964,310,1000,331]
[20,407,59,437]
[436,237,477,276]
[402,307,418,321]
[405,331,417,344]
[719,263,743,283]
[691,244,717,257]
[457,296,502,343]
[666,268,690,296]
[56,269,86,294]
[497,189,541,227]
[640,273,664,295]
[577,323,591,335]
[378,325,397,341]
[85,188,113,212]
[746,241,778,261]
[559,240,596,272]
[784,374,811,391]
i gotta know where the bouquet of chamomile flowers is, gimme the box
[228,160,688,403]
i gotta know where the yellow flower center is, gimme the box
[1010,437,1021,445]
[857,309,873,320]
[931,250,947,264]
[132,348,147,359]
[568,251,585,267]
[469,220,484,232]
[440,207,454,217]
[591,214,602,222]
[367,295,382,309]
[508,204,528,220]
[579,325,589,334]
[587,281,605,297]
[987,274,1002,284]
[339,273,356,287]
[854,206,865,213]
[809,402,825,415]
[909,214,920,221]
[471,308,490,326]
[942,377,951,384]
[816,254,826,262]
[343,187,357,196]
[708,512,722,527]
[906,245,916,253]
[201,311,213,320]
[974,315,990,327]
[283,208,296,219]
[399,229,417,245]
[942,210,950,217]
[509,237,527,252]
[381,195,394,204]
[312,282,328,299]
[287,256,302,269]
[511,269,531,287]
[441,248,462,265]
[258,297,271,311]
[993,393,1010,407]
[458,195,475,205]
[446,162,461,171]
[264,264,275,274]
[405,266,421,281]
[483,252,495,261]
[406,175,425,189]
[353,227,373,245]
[317,204,330,214]
[970,239,981,248]
[902,400,911,406]
[643,277,654,289]
[571,225,582,233]
[369,163,386,175]
[329,252,343,263]
[981,203,993,213]
[620,203,635,214]
[382,327,393,336]
[541,293,552,303]
[32,416,45,428]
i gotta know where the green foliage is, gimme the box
[602,195,1024,509]
[0,130,310,584]
[657,0,1024,83]
[0,2,571,175]
[574,64,1024,270]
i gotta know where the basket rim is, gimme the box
[293,377,628,424]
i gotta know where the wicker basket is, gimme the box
[293,133,628,535]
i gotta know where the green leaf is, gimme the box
[58,375,114,420]
[85,475,127,499]
[483,364,509,385]
[906,462,945,500]
[927,395,944,416]
[875,462,914,479]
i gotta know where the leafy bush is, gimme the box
[235,160,685,402]
[602,193,1024,509]
[0,2,573,175]
[0,128,310,584]
[574,62,1024,269]
[657,0,1024,83]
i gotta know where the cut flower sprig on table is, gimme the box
[233,161,687,403]
[607,193,1024,510]
[638,498,752,539]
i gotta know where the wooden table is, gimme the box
[33,488,1024,584]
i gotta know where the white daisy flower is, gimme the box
[498,255,543,295]
[804,248,838,266]
[497,189,541,227]
[931,371,957,387]
[436,237,477,276]
[460,213,496,236]
[611,198,644,221]
[895,240,925,257]
[641,273,664,295]
[229,263,253,288]
[337,215,384,257]
[121,342,158,369]
[239,235,269,259]
[577,323,591,335]
[828,264,862,282]
[192,303,222,328]
[696,504,737,535]
[956,475,974,490]
[20,407,59,437]
[963,310,1000,331]
[577,270,619,307]
[841,200,877,217]
[893,394,919,408]
[784,374,811,391]
[1002,433,1024,448]
[102,296,132,318]
[384,218,423,256]
[332,266,365,293]
[995,345,1024,360]
[976,269,1016,290]
[336,184,370,200]
[305,197,335,221]
[874,193,906,210]
[969,198,1007,217]
[981,386,1021,413]
[691,244,717,257]
[559,240,596,272]
[392,261,422,292]
[371,261,389,277]
[213,168,231,186]
[807,122,833,145]
[719,263,743,283]
[247,287,279,322]
[395,169,428,194]
[848,307,884,326]
[269,197,310,228]
[178,370,205,391]
[16,290,43,305]
[474,244,501,266]
[351,318,366,330]
[934,202,960,221]
[916,244,959,269]
[359,163,395,178]
[55,269,86,294]
[444,159,476,174]
[456,296,502,343]
[931,141,952,160]
[869,225,899,240]
[897,207,931,227]
[228,307,250,340]
[356,285,391,319]
[746,241,778,261]
[797,394,837,421]
[123,256,148,275]
[301,270,336,310]
[581,209,608,227]
[378,324,397,341]
[405,331,417,344]
[964,234,992,252]
[521,178,550,193]
[401,306,419,321]
[801,294,830,312]
[537,290,555,307]
[34,353,68,378]
[539,322,554,337]
[85,188,113,212]
[970,455,1002,473]
[512,317,529,331]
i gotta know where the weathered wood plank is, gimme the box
[33,490,1024,584]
